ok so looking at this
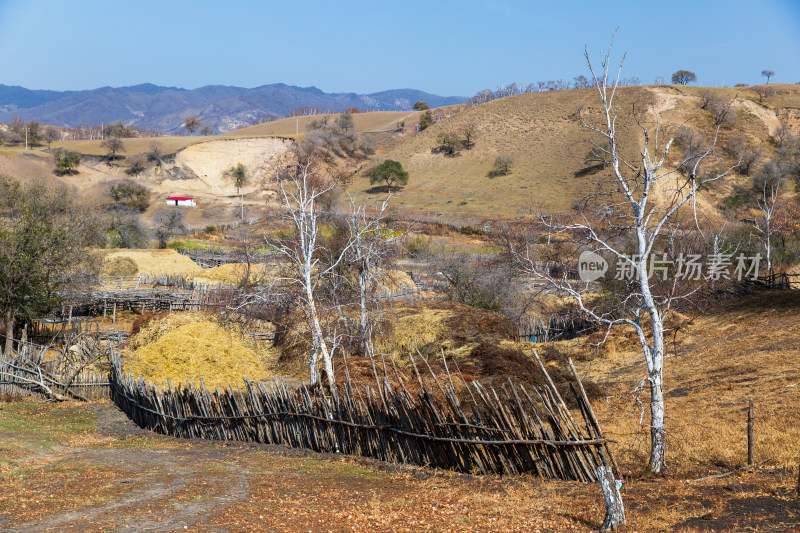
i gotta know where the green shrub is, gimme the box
[460,226,484,236]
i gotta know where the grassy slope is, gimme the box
[347,87,654,223]
[228,110,420,138]
[50,136,203,157]
[567,290,800,477]
[45,111,421,157]
[347,84,800,223]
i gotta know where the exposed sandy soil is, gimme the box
[171,137,289,196]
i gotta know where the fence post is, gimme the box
[597,466,625,531]
[747,399,754,466]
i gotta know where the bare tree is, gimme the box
[154,209,186,248]
[147,142,164,165]
[573,75,590,89]
[761,70,775,84]
[264,153,350,388]
[43,127,60,149]
[343,195,401,362]
[510,34,735,475]
[726,136,762,176]
[754,85,776,103]
[461,123,478,149]
[754,174,783,273]
[184,115,201,135]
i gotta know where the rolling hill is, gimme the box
[3,83,799,229]
[348,84,800,223]
[0,83,466,134]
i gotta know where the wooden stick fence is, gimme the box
[109,347,618,481]
[0,340,111,401]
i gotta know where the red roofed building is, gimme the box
[166,196,196,207]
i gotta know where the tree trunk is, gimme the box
[638,228,667,476]
[597,466,626,531]
[648,366,666,474]
[3,309,14,357]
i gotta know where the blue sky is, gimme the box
[0,0,798,95]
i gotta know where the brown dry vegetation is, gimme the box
[574,290,800,478]
[347,84,800,224]
[229,110,421,139]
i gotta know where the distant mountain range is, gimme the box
[0,83,467,134]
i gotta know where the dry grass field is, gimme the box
[45,110,421,157]
[549,290,800,480]
[347,84,800,223]
[227,110,421,139]
[50,135,205,157]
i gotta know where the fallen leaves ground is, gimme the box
[0,400,798,531]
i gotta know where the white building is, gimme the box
[166,196,196,207]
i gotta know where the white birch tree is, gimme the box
[344,194,401,360]
[263,154,350,389]
[754,175,782,273]
[511,34,736,475]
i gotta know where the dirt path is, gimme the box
[4,403,256,532]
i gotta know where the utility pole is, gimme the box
[296,117,299,135]
[24,126,28,150]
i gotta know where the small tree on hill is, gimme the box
[461,123,477,149]
[101,137,124,160]
[754,85,776,103]
[418,111,433,131]
[761,70,775,84]
[103,121,134,138]
[435,132,462,156]
[25,121,41,147]
[126,154,147,176]
[671,70,697,85]
[147,142,164,165]
[370,159,409,191]
[200,126,213,136]
[412,101,430,110]
[109,179,150,212]
[184,115,201,135]
[54,149,81,175]
[488,155,514,177]
[224,163,249,220]
[43,127,60,149]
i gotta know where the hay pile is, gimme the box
[124,314,270,388]
[376,269,417,298]
[190,263,275,285]
[101,249,201,278]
